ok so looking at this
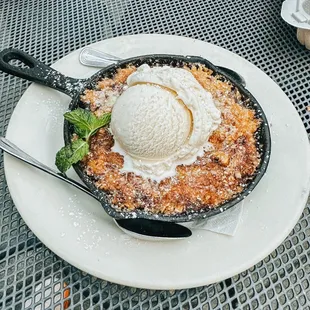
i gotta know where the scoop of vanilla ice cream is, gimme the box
[111,84,191,160]
[110,64,221,181]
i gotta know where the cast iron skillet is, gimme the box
[0,48,271,222]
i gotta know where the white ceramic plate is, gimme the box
[4,34,310,289]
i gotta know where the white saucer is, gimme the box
[4,34,310,289]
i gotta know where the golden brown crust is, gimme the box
[97,66,137,88]
[80,65,261,214]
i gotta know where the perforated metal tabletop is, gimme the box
[1,0,310,309]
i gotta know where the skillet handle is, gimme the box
[0,48,85,97]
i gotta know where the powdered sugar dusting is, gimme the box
[58,195,104,250]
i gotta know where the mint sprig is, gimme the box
[55,109,111,173]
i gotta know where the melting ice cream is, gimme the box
[110,64,221,181]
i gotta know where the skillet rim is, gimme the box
[64,54,271,223]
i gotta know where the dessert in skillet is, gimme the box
[56,63,261,215]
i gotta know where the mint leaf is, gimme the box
[55,139,89,173]
[88,113,111,138]
[64,108,111,140]
[64,108,94,135]
[73,125,88,139]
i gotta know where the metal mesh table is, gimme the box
[1,0,310,309]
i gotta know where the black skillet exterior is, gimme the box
[0,49,270,222]
[64,54,271,223]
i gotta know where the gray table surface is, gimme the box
[1,0,310,309]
